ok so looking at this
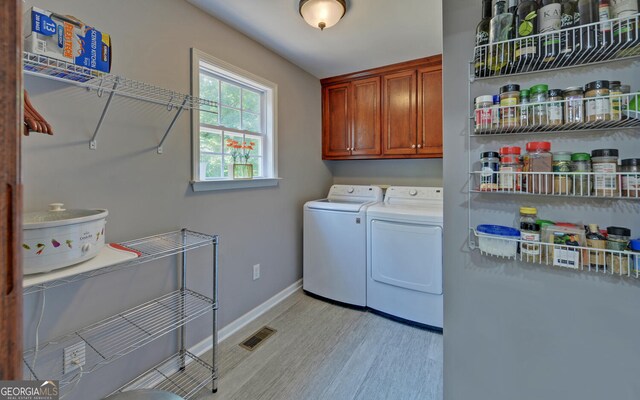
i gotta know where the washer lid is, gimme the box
[306,199,373,212]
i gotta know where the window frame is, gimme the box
[190,48,279,191]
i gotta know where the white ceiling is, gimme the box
[187,0,443,79]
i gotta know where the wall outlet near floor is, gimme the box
[63,342,86,374]
[253,264,260,280]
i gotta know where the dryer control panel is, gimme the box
[384,186,443,205]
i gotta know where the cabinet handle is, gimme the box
[417,144,422,149]
[411,144,416,149]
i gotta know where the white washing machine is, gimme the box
[366,186,443,330]
[303,185,383,306]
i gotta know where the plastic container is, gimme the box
[553,151,573,195]
[475,95,494,131]
[630,239,640,276]
[524,141,553,194]
[530,84,549,126]
[480,151,500,191]
[621,158,640,198]
[500,84,521,128]
[548,88,564,126]
[492,95,501,129]
[542,224,587,269]
[571,153,592,196]
[610,80,623,121]
[586,223,607,269]
[591,148,619,197]
[499,146,522,191]
[564,86,584,124]
[606,226,631,275]
[520,89,531,127]
[585,80,611,122]
[476,224,520,258]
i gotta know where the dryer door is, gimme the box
[370,220,442,294]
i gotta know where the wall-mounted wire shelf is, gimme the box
[23,51,218,153]
[23,230,217,295]
[472,92,640,136]
[470,171,640,200]
[23,289,215,387]
[472,13,640,80]
[470,228,638,278]
[114,350,215,400]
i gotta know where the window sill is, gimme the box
[191,177,281,192]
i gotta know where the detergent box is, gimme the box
[24,7,112,75]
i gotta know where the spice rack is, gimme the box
[22,229,219,399]
[23,51,218,153]
[467,12,640,277]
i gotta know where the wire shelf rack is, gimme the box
[23,52,218,112]
[114,351,215,399]
[472,92,640,136]
[470,171,640,199]
[472,13,640,80]
[23,230,217,295]
[470,228,639,278]
[23,289,215,387]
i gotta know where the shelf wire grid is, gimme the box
[24,230,218,295]
[470,228,638,278]
[23,289,215,387]
[114,351,215,399]
[23,52,218,114]
[472,93,640,136]
[472,13,640,80]
[470,171,640,200]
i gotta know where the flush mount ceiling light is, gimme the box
[299,0,347,31]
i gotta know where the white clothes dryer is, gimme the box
[303,185,383,306]
[366,186,443,330]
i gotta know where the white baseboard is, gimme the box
[190,278,302,357]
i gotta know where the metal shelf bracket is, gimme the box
[157,96,189,154]
[90,77,120,150]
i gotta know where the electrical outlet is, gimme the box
[253,264,260,280]
[63,342,86,374]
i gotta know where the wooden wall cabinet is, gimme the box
[322,55,442,160]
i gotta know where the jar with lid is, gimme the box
[610,81,623,121]
[547,89,564,126]
[500,84,521,129]
[530,84,549,126]
[553,151,573,194]
[499,146,522,191]
[606,226,631,275]
[519,206,538,225]
[520,222,541,263]
[571,153,592,196]
[475,95,494,131]
[523,141,553,194]
[492,95,501,129]
[586,224,607,269]
[480,151,500,191]
[563,86,584,124]
[519,89,531,128]
[621,158,640,198]
[591,148,619,196]
[585,80,611,122]
[620,84,631,119]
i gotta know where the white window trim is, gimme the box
[190,48,280,191]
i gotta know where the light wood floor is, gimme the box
[195,290,443,400]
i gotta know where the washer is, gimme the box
[303,185,383,306]
[366,186,443,329]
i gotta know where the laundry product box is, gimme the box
[23,6,112,76]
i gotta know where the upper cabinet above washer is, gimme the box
[321,55,443,160]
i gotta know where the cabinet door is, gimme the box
[417,66,443,157]
[322,83,351,158]
[351,77,381,156]
[382,70,418,155]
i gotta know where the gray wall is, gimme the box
[21,0,331,398]
[328,158,444,187]
[443,1,640,400]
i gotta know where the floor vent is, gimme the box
[239,326,277,351]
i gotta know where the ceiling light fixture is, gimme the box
[299,0,347,31]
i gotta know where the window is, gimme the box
[191,49,278,190]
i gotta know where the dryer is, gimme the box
[366,186,443,330]
[303,185,383,306]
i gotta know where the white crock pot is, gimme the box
[23,203,108,275]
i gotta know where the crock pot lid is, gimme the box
[24,203,106,224]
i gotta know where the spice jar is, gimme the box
[530,84,549,126]
[500,84,521,129]
[620,84,631,119]
[585,80,611,123]
[571,153,592,196]
[553,151,573,195]
[520,89,531,128]
[610,81,623,121]
[548,89,564,126]
[520,222,541,263]
[475,95,494,131]
[480,151,500,191]
[606,226,631,275]
[492,95,501,129]
[591,148,619,197]
[523,141,553,194]
[586,224,607,269]
[499,146,522,192]
[563,86,584,124]
[621,158,640,198]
